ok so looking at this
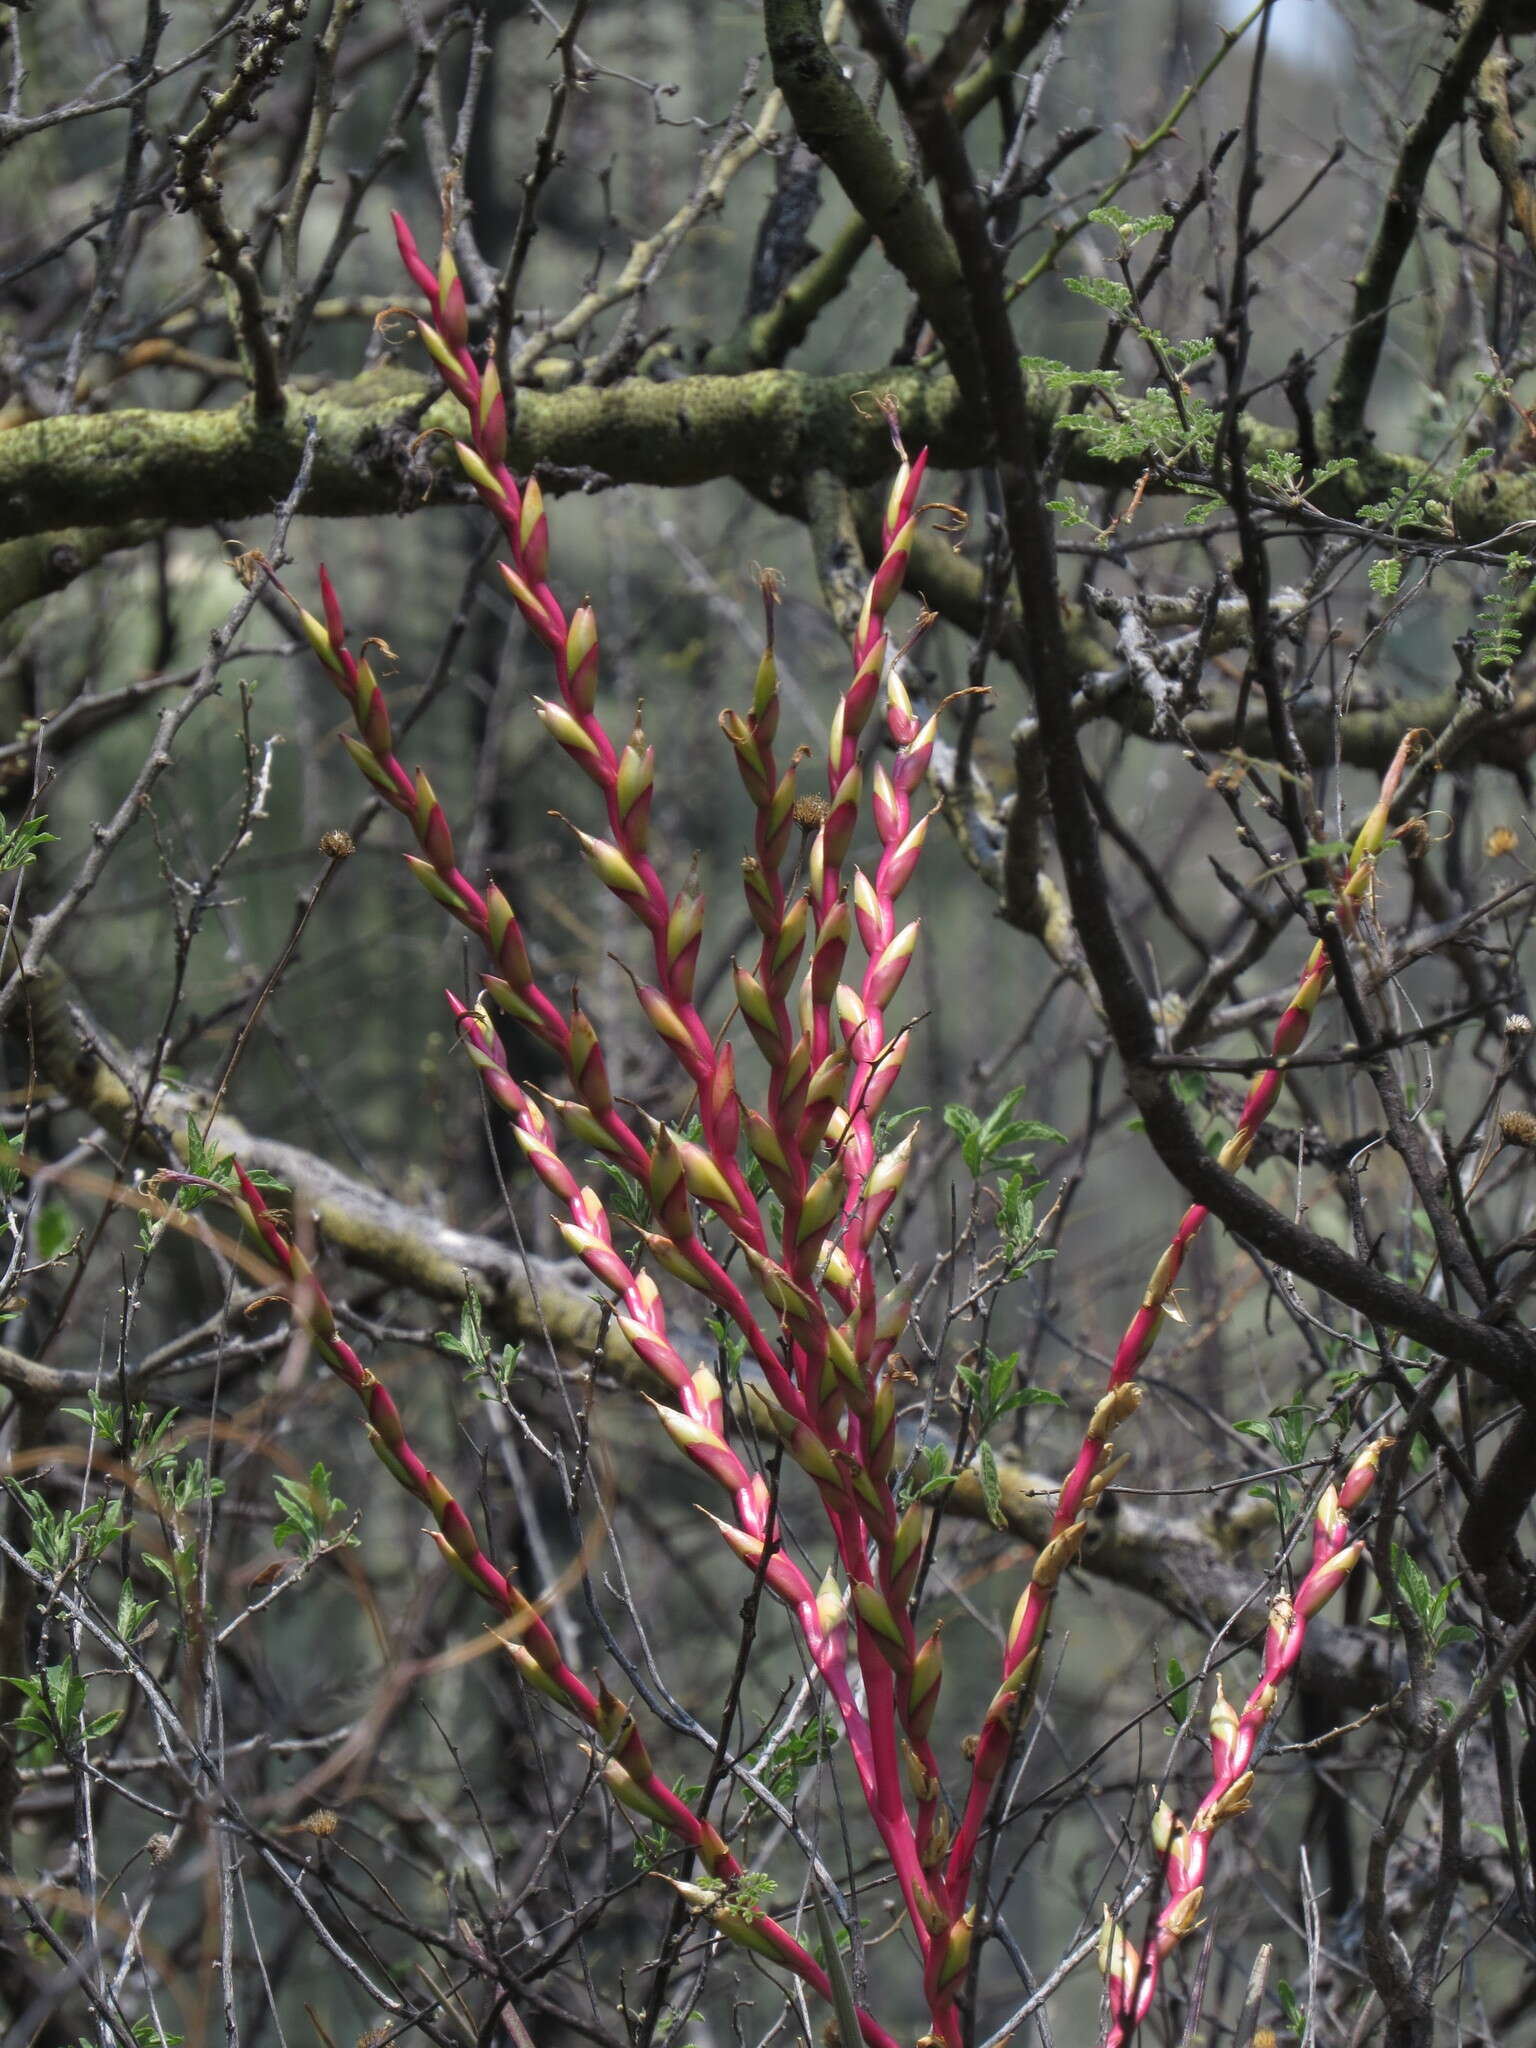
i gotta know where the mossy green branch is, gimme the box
[712,0,1067,375]
[6,355,1536,566]
[0,522,160,621]
[763,0,985,397]
[0,364,974,542]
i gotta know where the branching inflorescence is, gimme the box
[207,214,1405,2047]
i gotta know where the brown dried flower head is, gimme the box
[1396,816,1430,861]
[1500,1111,1536,1150]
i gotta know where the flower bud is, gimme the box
[844,642,883,741]
[852,1582,909,1671]
[1296,1539,1363,1619]
[705,1515,813,1606]
[486,882,533,987]
[745,1111,794,1199]
[390,209,437,297]
[778,1035,811,1127]
[907,1627,944,1740]
[823,762,863,869]
[565,604,599,713]
[932,1909,974,1994]
[558,1219,634,1297]
[767,893,808,996]
[867,918,920,1012]
[809,897,851,1006]
[863,1128,915,1241]
[570,824,646,901]
[852,868,885,955]
[417,316,466,384]
[404,853,473,923]
[339,730,399,801]
[1208,1674,1238,1777]
[1087,1381,1142,1441]
[866,520,914,621]
[566,999,611,1114]
[535,695,602,770]
[893,711,939,793]
[880,810,930,897]
[1160,1884,1204,1942]
[500,563,563,649]
[721,710,770,806]
[518,475,549,584]
[477,360,507,464]
[647,1404,750,1496]
[732,967,782,1065]
[646,1126,690,1239]
[886,668,919,746]
[867,1375,897,1481]
[814,1567,846,1638]
[617,717,655,848]
[675,1134,738,1215]
[796,1161,844,1246]
[1097,1910,1141,2000]
[593,1752,675,1826]
[454,440,505,501]
[1338,1435,1392,1514]
[296,605,345,676]
[1031,1519,1085,1592]
[435,244,468,349]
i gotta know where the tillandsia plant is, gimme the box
[188,214,1413,2048]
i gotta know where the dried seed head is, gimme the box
[1396,816,1430,861]
[1486,825,1520,858]
[1507,1013,1534,1037]
[319,829,355,860]
[147,1832,174,1866]
[793,794,829,831]
[1501,1110,1536,1150]
[283,1808,339,1838]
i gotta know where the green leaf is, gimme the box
[978,1442,1004,1529]
[1166,1656,1192,1725]
[1277,1980,1304,2036]
[1368,557,1402,599]
[1086,205,1175,245]
[1046,495,1094,529]
[1064,275,1134,316]
[0,815,57,874]
[273,1462,355,1555]
[35,1200,76,1263]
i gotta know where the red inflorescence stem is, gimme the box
[247,210,1421,2048]
[1099,1435,1388,2042]
[217,1164,900,2048]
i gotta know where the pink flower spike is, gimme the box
[391,210,439,302]
[317,565,346,648]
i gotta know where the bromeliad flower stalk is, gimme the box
[945,730,1424,1941]
[274,206,972,2039]
[210,1162,900,2048]
[1099,1436,1389,2045]
[231,210,1415,2048]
